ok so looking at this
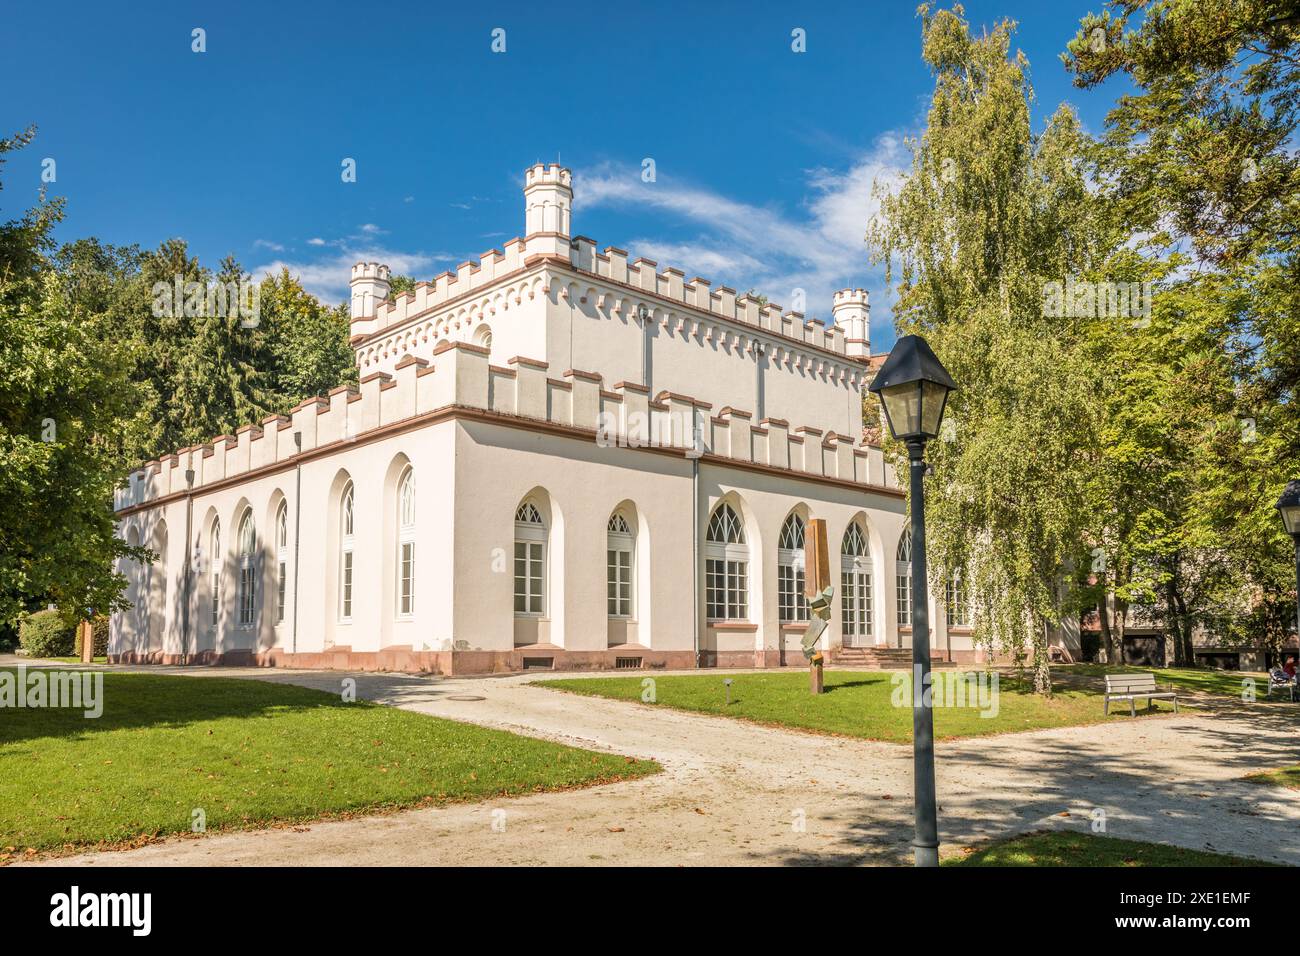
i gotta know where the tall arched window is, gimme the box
[514,501,545,616]
[841,521,873,645]
[946,571,969,628]
[777,512,808,623]
[705,503,748,621]
[237,510,257,627]
[607,512,634,618]
[896,530,913,627]
[276,501,289,625]
[340,482,355,621]
[397,466,415,617]
[210,519,222,628]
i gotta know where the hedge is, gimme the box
[18,610,75,658]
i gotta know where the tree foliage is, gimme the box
[0,128,357,626]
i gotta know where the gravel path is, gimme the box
[10,659,1300,867]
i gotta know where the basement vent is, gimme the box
[615,657,643,670]
[521,657,554,670]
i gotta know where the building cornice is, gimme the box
[115,402,902,518]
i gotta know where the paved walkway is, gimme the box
[9,658,1300,866]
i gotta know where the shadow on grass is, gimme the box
[0,669,368,747]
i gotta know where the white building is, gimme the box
[110,164,984,674]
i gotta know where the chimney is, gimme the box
[350,262,391,320]
[523,163,573,258]
[831,288,870,358]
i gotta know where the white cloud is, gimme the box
[306,237,327,246]
[252,238,284,252]
[575,136,908,330]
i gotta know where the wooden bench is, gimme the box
[1103,673,1178,717]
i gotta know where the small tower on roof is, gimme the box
[523,163,573,258]
[831,288,870,358]
[350,262,391,320]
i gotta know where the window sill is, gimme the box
[780,622,811,631]
[709,621,757,631]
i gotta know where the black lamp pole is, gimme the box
[1276,481,1300,684]
[907,436,940,867]
[867,334,955,868]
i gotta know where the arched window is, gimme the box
[210,519,222,628]
[777,512,808,623]
[397,466,415,617]
[276,501,289,625]
[340,482,355,621]
[126,526,145,639]
[946,571,969,628]
[705,503,748,621]
[841,521,873,645]
[514,501,545,616]
[896,530,913,627]
[607,512,634,618]
[237,510,257,627]
[474,324,493,352]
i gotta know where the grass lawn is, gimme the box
[1245,766,1300,789]
[537,669,1178,743]
[947,830,1270,867]
[1057,663,1264,699]
[0,670,658,858]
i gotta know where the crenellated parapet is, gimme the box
[355,238,855,363]
[115,344,896,514]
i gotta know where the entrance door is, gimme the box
[840,563,873,648]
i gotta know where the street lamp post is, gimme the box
[1276,481,1300,686]
[869,334,957,868]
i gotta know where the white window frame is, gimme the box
[777,513,808,623]
[946,571,969,628]
[607,513,634,619]
[397,467,415,618]
[210,519,222,629]
[841,522,873,641]
[276,501,289,625]
[514,502,546,617]
[340,482,355,622]
[237,510,257,629]
[896,530,912,628]
[705,504,748,622]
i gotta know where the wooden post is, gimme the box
[79,620,93,664]
[805,519,830,599]
[805,519,831,693]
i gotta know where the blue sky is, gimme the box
[2,0,1122,349]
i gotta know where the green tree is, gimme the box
[869,6,1116,693]
[259,267,356,406]
[0,128,150,625]
[1065,0,1300,660]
